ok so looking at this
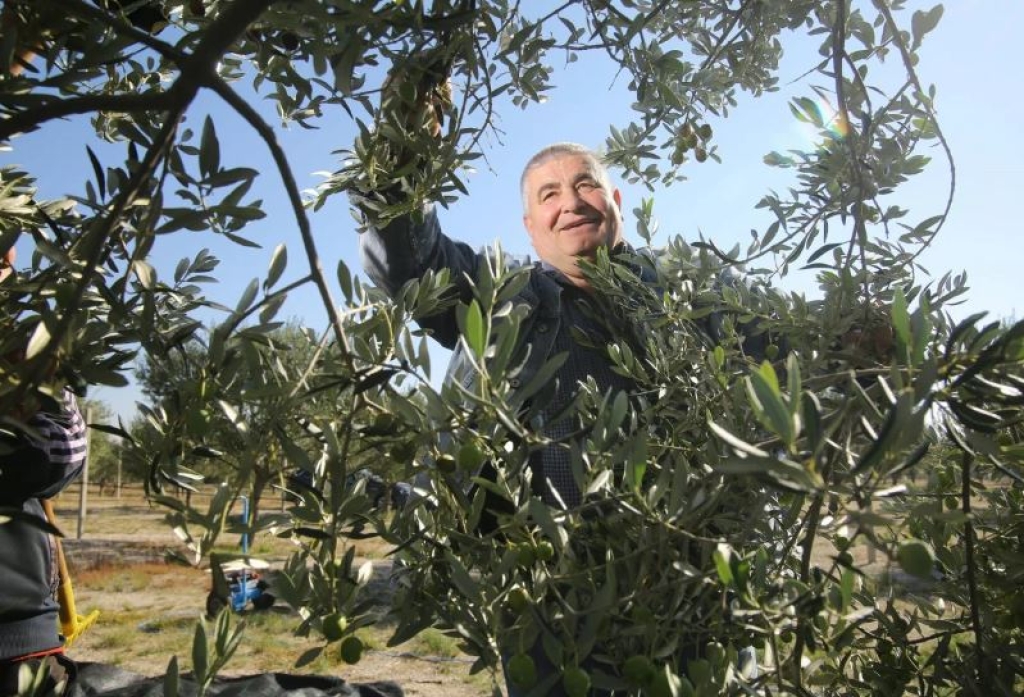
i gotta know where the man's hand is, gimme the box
[381,50,453,141]
[842,323,894,361]
[342,46,458,226]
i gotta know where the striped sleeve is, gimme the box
[27,391,88,471]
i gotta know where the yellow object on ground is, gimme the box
[42,500,99,646]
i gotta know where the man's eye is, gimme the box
[541,190,557,201]
[578,181,597,192]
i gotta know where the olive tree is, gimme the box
[1,1,1021,695]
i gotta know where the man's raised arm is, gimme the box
[351,57,487,349]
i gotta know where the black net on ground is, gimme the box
[70,663,404,697]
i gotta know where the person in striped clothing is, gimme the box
[1,246,89,696]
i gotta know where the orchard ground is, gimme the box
[57,486,493,697]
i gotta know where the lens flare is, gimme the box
[787,95,850,156]
[816,98,850,140]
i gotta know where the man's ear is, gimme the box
[613,188,622,213]
[523,214,535,241]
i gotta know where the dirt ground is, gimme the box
[54,488,496,697]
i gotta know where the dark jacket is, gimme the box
[0,394,87,660]
[359,204,775,397]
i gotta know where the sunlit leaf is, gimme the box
[266,244,287,290]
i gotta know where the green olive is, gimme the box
[897,539,935,578]
[435,453,457,473]
[507,654,537,688]
[507,586,531,613]
[457,442,486,471]
[622,654,655,685]
[516,543,536,568]
[322,612,348,642]
[339,635,363,664]
[563,667,591,697]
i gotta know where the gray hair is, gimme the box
[519,143,612,211]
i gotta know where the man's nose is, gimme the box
[561,188,585,212]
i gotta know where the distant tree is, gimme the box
[132,321,379,517]
[80,398,122,489]
[134,337,206,404]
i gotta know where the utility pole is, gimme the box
[77,405,90,539]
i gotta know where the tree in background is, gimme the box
[0,1,1021,695]
[132,320,399,517]
[78,398,124,490]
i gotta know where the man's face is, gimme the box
[522,154,623,284]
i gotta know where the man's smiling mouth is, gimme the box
[561,218,599,232]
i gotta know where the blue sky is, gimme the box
[4,1,1019,422]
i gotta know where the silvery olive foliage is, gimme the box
[1,1,1022,695]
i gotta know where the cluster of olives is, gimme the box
[432,439,486,474]
[505,652,682,696]
[320,612,364,663]
[672,121,713,165]
[505,654,592,697]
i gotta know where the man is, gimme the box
[355,70,774,697]
[1,246,88,696]
[360,142,643,509]
[360,143,655,696]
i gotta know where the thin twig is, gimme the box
[960,450,986,687]
[288,325,334,400]
[831,0,872,312]
[791,491,825,687]
[871,0,955,264]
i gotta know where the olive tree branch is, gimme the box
[0,91,179,142]
[871,0,955,265]
[11,0,279,402]
[594,0,756,181]
[288,325,333,401]
[830,0,873,313]
[790,489,825,688]
[16,110,182,404]
[0,0,276,140]
[203,76,353,361]
[534,0,576,27]
[50,0,186,62]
